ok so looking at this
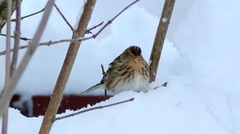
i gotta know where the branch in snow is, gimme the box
[53,98,134,122]
[225,93,237,133]
[144,82,168,93]
[151,82,168,90]
[149,0,176,82]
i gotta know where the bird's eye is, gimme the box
[128,54,132,57]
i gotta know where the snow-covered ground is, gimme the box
[0,0,240,133]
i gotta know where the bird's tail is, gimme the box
[80,83,103,94]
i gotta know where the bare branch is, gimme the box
[0,39,73,56]
[39,0,96,133]
[152,82,168,89]
[85,21,103,34]
[149,0,176,82]
[2,0,12,133]
[54,98,134,121]
[11,0,21,75]
[0,0,55,117]
[144,82,168,93]
[0,33,31,41]
[5,0,12,83]
[81,0,140,41]
[54,3,74,31]
[111,0,139,22]
[11,7,45,21]
[0,0,140,56]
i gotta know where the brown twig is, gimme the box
[149,0,176,82]
[54,98,134,121]
[39,0,96,133]
[54,3,74,32]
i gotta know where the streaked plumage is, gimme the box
[81,46,150,95]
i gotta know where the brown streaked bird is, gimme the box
[81,46,150,95]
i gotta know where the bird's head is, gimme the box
[123,46,142,63]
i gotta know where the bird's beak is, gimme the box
[133,57,139,62]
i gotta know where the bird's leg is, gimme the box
[104,88,108,100]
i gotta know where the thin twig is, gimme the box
[11,8,45,21]
[11,0,21,75]
[85,21,104,34]
[0,38,77,56]
[5,0,12,83]
[54,98,134,121]
[112,0,139,22]
[54,3,74,32]
[0,38,74,56]
[81,0,139,41]
[0,33,31,41]
[0,21,104,56]
[0,0,140,56]
[144,82,168,93]
[2,0,12,133]
[0,0,55,117]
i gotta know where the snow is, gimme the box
[0,0,240,134]
[162,17,168,23]
[74,0,86,30]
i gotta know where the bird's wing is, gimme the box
[109,55,122,65]
[81,55,122,95]
[80,83,103,94]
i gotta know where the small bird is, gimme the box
[81,46,150,95]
